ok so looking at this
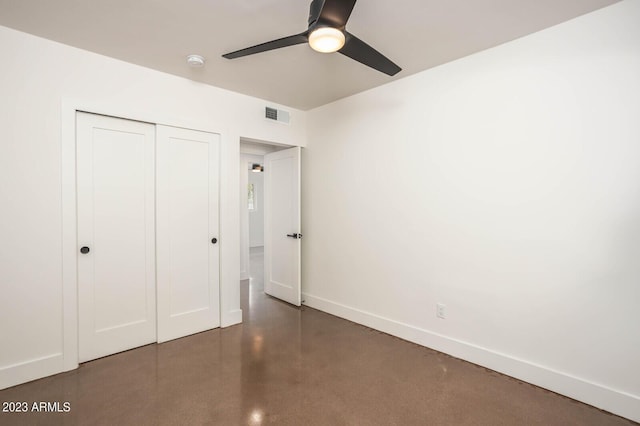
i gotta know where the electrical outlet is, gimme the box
[436,303,446,319]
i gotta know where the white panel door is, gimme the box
[76,112,156,363]
[156,125,220,343]
[264,147,301,306]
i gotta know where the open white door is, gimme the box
[264,146,301,306]
[156,125,220,343]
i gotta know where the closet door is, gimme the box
[76,112,156,363]
[156,125,220,343]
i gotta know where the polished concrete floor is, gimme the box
[0,247,636,425]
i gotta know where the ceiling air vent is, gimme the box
[265,106,290,125]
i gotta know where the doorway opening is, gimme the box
[239,138,301,307]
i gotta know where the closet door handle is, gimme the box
[286,233,302,239]
[80,246,90,254]
[211,238,218,244]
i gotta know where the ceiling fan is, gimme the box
[222,0,401,76]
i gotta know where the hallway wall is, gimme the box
[249,171,265,248]
[240,153,266,281]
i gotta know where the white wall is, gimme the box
[249,170,265,247]
[0,25,305,389]
[302,1,640,422]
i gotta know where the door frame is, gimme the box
[61,99,241,372]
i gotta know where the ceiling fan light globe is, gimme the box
[308,27,345,53]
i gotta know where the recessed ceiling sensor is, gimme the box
[186,54,205,67]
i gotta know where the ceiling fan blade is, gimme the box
[316,0,357,28]
[339,32,401,76]
[223,32,309,59]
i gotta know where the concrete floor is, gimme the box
[0,246,636,425]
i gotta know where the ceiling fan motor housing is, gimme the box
[308,0,349,31]
[308,0,323,27]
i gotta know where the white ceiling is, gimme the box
[0,0,618,110]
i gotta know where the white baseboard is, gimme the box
[0,353,63,390]
[302,292,640,423]
[221,309,243,328]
